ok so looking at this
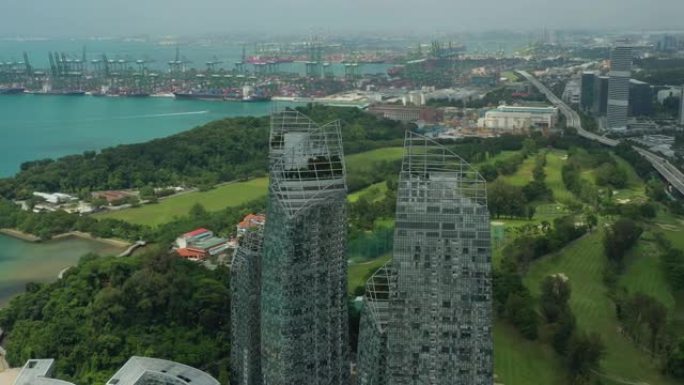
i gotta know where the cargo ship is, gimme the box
[30,90,86,96]
[0,87,25,95]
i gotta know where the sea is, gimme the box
[0,235,124,307]
[0,94,302,177]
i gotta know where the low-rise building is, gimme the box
[106,356,220,385]
[174,228,231,261]
[237,214,266,235]
[368,105,443,123]
[91,190,138,204]
[12,359,75,385]
[479,105,559,133]
[32,192,76,205]
[11,357,220,385]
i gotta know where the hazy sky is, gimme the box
[1,0,682,37]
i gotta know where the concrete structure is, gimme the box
[260,110,349,385]
[580,72,596,112]
[628,79,654,117]
[592,75,609,116]
[479,105,558,133]
[368,105,443,123]
[357,132,492,385]
[12,359,74,385]
[606,45,633,131]
[106,357,220,385]
[9,357,218,385]
[231,225,264,385]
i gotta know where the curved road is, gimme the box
[517,70,684,196]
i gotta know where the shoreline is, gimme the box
[0,228,130,248]
[0,229,40,242]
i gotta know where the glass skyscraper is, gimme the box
[358,132,493,385]
[260,110,349,385]
[607,45,633,131]
[231,225,264,385]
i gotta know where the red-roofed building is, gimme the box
[176,248,207,261]
[237,214,266,235]
[184,228,211,238]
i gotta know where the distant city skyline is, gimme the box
[1,0,683,38]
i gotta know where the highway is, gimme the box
[516,70,684,196]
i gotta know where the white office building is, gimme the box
[606,46,633,131]
[479,105,559,132]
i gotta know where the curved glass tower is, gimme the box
[231,226,264,385]
[358,132,493,385]
[260,110,350,385]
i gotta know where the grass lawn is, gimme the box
[96,147,405,227]
[347,254,391,296]
[348,182,387,203]
[498,155,537,187]
[525,231,677,385]
[494,321,565,385]
[545,150,577,205]
[345,147,404,174]
[620,238,676,311]
[479,150,521,167]
[501,71,521,82]
[96,178,269,227]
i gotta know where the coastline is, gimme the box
[0,229,40,242]
[0,228,130,248]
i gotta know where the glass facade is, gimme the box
[358,132,493,385]
[607,45,633,130]
[259,110,350,385]
[231,226,264,385]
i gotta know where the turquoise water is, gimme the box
[0,234,123,307]
[0,94,294,177]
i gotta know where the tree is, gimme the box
[488,180,528,218]
[505,293,538,340]
[665,338,684,379]
[479,163,498,182]
[603,218,642,267]
[595,162,627,188]
[540,275,571,323]
[189,203,208,220]
[566,332,605,383]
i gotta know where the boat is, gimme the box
[173,91,225,101]
[30,90,86,96]
[0,87,25,95]
[242,94,272,102]
[121,92,150,98]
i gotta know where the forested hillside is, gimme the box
[0,250,232,384]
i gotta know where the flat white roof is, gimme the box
[106,357,220,385]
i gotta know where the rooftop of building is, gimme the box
[237,214,266,230]
[629,79,650,85]
[182,228,211,238]
[192,236,229,250]
[494,105,558,114]
[12,359,75,385]
[106,356,220,385]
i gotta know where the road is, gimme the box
[517,70,684,196]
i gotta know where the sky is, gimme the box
[0,0,682,37]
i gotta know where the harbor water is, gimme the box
[0,234,124,307]
[0,94,297,177]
